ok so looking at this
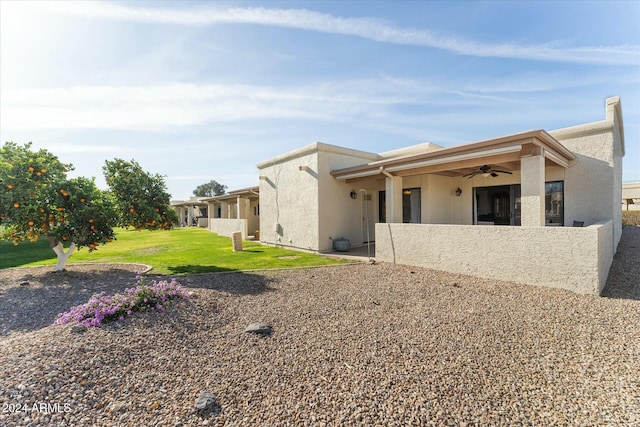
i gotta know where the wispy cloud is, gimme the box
[1,84,333,130]
[14,1,639,66]
[2,71,626,133]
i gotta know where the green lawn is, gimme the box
[0,227,349,274]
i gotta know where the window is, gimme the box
[378,188,421,223]
[379,191,386,223]
[545,181,564,226]
[403,188,421,223]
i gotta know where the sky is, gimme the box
[1,0,639,200]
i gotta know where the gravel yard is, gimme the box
[0,227,639,426]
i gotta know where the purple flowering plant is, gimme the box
[55,274,191,328]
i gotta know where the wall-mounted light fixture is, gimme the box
[403,189,412,195]
[259,175,267,181]
[455,187,462,197]
[299,165,310,172]
[350,190,357,199]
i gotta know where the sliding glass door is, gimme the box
[474,182,562,226]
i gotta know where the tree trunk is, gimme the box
[49,238,76,272]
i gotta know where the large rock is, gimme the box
[195,391,217,410]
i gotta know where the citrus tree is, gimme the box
[1,144,178,271]
[0,142,117,271]
[103,158,178,231]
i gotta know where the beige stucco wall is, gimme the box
[317,151,385,251]
[258,142,381,252]
[210,218,248,239]
[258,150,320,250]
[550,97,623,248]
[596,220,614,294]
[376,221,613,295]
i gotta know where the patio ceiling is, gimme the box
[331,130,576,182]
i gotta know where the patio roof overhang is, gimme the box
[331,130,576,182]
[171,200,209,208]
[202,186,260,203]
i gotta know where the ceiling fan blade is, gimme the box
[493,170,513,175]
[490,172,498,177]
[463,171,479,178]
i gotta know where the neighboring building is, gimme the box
[622,182,640,210]
[203,186,260,240]
[257,97,625,295]
[171,197,209,227]
[171,186,260,239]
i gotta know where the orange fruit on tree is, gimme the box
[80,198,85,203]
[13,203,19,208]
[7,184,13,189]
[36,172,41,176]
[40,168,46,173]
[28,166,34,172]
[28,221,34,226]
[88,218,94,223]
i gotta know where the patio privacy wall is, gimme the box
[209,218,248,240]
[375,220,614,295]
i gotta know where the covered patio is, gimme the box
[171,198,209,227]
[332,129,577,228]
[204,186,260,240]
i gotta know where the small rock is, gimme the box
[195,391,216,410]
[109,401,127,413]
[244,322,272,335]
[71,324,87,334]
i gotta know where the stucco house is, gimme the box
[171,186,260,239]
[257,96,625,295]
[171,197,209,227]
[204,186,260,240]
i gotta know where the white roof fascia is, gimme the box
[257,142,379,169]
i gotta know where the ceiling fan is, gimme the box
[463,165,513,179]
